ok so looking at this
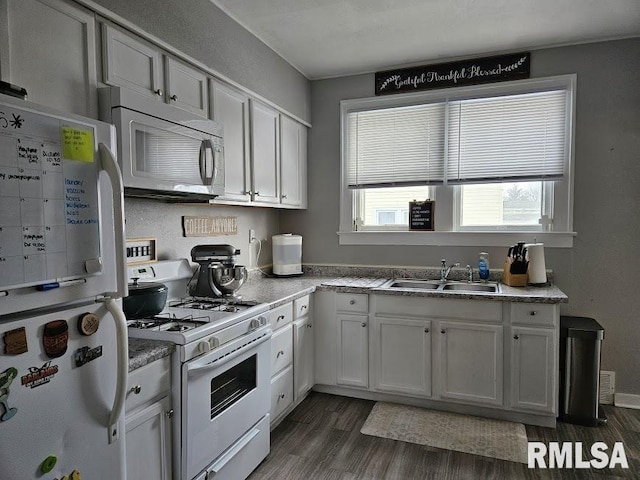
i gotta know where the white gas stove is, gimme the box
[126,259,272,480]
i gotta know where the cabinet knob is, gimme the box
[529,311,537,316]
[424,328,429,333]
[254,191,261,196]
[243,190,253,195]
[278,393,286,401]
[130,385,142,395]
[307,323,312,328]
[165,409,174,419]
[441,329,446,334]
[361,322,366,327]
[349,300,355,305]
[170,94,178,101]
[513,334,520,340]
[154,89,163,96]
[301,305,308,310]
[277,315,285,322]
[282,194,288,199]
[277,350,285,358]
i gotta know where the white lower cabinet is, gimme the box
[337,314,369,388]
[510,326,556,413]
[293,315,314,400]
[438,321,503,406]
[125,357,172,480]
[270,365,294,420]
[373,316,431,397]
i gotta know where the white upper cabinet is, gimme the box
[102,24,207,117]
[102,23,164,101]
[165,57,208,117]
[210,80,251,202]
[250,100,280,204]
[1,0,98,117]
[280,114,307,208]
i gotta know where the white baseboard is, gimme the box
[614,393,640,409]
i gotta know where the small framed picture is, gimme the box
[409,200,434,231]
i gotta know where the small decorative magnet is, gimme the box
[21,362,59,389]
[74,345,103,367]
[43,320,68,358]
[77,312,99,336]
[3,327,28,355]
[40,454,58,473]
[0,367,18,422]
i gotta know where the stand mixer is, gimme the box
[189,244,248,299]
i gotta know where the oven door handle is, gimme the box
[187,330,270,375]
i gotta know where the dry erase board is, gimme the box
[409,200,434,231]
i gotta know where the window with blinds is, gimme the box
[340,75,574,233]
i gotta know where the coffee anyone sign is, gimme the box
[375,52,530,95]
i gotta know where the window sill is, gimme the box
[337,231,576,247]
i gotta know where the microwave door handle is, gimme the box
[199,139,214,186]
[214,143,224,185]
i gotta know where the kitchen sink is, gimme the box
[386,279,441,290]
[442,282,501,293]
[381,279,501,293]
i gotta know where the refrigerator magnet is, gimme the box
[0,367,19,422]
[21,362,59,389]
[3,327,28,355]
[43,320,68,358]
[74,345,103,367]
[77,312,100,336]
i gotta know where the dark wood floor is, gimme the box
[249,392,640,480]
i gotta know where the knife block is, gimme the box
[502,258,528,287]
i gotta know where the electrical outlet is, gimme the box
[249,229,255,243]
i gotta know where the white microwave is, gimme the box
[99,87,224,200]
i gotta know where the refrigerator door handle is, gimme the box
[99,142,128,299]
[104,298,129,444]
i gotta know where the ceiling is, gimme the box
[210,0,640,79]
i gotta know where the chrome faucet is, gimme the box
[466,264,474,282]
[440,259,460,282]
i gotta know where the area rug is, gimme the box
[360,402,528,463]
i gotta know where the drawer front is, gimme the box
[126,356,171,413]
[270,365,293,420]
[375,295,502,322]
[511,303,557,327]
[336,293,369,313]
[268,303,293,331]
[270,324,293,374]
[293,295,310,318]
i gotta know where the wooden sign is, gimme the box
[409,200,434,231]
[375,52,530,95]
[182,216,238,237]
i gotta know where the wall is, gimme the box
[281,38,640,395]
[124,199,276,269]
[90,0,311,122]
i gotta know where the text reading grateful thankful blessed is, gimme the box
[375,52,530,95]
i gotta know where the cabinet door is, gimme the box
[2,0,98,117]
[374,316,431,397]
[211,81,251,202]
[293,316,314,400]
[125,396,173,480]
[102,23,164,101]
[511,326,557,413]
[280,115,307,208]
[337,313,369,388]
[165,56,208,117]
[314,291,337,386]
[250,100,280,204]
[439,321,503,406]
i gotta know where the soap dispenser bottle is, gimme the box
[478,252,490,281]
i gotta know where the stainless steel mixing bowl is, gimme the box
[209,264,248,297]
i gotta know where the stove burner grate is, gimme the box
[168,297,259,312]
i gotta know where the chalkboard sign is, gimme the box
[375,52,530,96]
[409,200,434,231]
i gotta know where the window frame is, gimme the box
[339,74,576,247]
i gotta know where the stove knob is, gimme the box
[198,340,212,353]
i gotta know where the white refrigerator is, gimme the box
[0,93,128,479]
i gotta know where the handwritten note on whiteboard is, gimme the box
[61,127,94,163]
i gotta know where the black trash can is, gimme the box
[559,316,606,426]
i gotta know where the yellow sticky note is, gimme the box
[62,127,94,163]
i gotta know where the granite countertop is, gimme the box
[128,268,568,370]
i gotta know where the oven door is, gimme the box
[182,326,271,480]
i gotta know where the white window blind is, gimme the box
[446,89,568,184]
[347,103,445,188]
